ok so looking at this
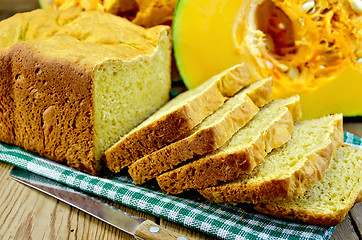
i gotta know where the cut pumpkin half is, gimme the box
[173,0,362,119]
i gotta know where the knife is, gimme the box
[9,167,191,240]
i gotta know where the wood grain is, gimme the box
[0,161,156,240]
[135,220,196,240]
[160,219,216,240]
[330,213,360,240]
[0,0,39,12]
[344,123,362,138]
[350,203,362,238]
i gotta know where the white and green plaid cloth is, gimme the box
[0,132,361,240]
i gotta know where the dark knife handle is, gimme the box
[135,220,192,240]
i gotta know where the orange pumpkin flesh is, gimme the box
[173,0,362,119]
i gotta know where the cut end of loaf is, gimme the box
[94,26,172,161]
[129,77,275,185]
[103,63,253,172]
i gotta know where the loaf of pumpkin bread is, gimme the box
[128,78,273,185]
[157,95,302,194]
[255,145,362,226]
[199,113,344,204]
[103,63,252,172]
[0,8,171,175]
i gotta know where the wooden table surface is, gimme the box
[0,122,360,240]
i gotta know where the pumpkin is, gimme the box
[38,0,178,27]
[173,0,362,119]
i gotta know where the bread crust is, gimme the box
[357,189,362,203]
[157,96,302,194]
[103,63,251,172]
[245,77,273,108]
[0,52,14,144]
[0,43,99,174]
[254,202,347,226]
[199,114,344,204]
[157,105,296,194]
[128,95,259,184]
[0,8,172,175]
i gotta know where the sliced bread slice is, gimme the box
[255,145,362,226]
[157,95,302,194]
[199,114,344,204]
[128,78,273,184]
[103,63,251,172]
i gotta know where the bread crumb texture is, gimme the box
[0,8,171,175]
[255,145,362,226]
[103,63,252,172]
[199,113,343,204]
[157,95,301,194]
[128,78,273,185]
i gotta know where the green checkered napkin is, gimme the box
[0,132,360,240]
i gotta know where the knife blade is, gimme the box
[9,167,191,240]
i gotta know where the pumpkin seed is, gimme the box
[279,64,289,72]
[265,60,274,69]
[288,67,299,79]
[278,23,286,29]
[301,1,315,12]
[349,0,362,14]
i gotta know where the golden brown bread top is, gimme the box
[0,7,170,66]
[53,0,178,27]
